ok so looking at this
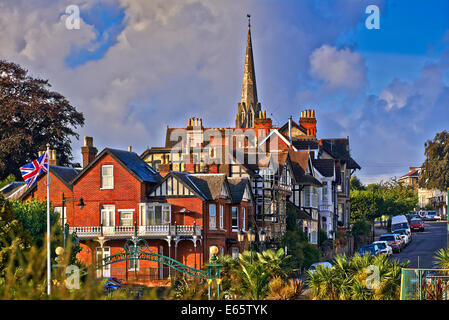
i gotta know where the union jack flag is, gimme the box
[20,151,49,188]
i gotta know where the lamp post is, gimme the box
[247,228,256,264]
[258,228,266,251]
[61,192,85,247]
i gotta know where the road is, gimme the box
[376,220,448,268]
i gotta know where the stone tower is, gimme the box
[236,15,262,128]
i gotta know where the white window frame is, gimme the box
[209,204,217,229]
[101,205,115,226]
[141,203,171,226]
[219,205,224,229]
[101,165,114,189]
[242,207,246,231]
[119,211,133,226]
[231,207,239,231]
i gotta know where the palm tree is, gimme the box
[433,248,449,269]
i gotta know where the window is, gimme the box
[120,212,133,226]
[219,205,224,229]
[209,204,216,229]
[232,207,239,230]
[54,206,67,227]
[141,204,170,225]
[101,165,114,189]
[304,186,311,207]
[231,247,239,260]
[101,205,115,226]
[242,207,246,231]
[322,182,328,202]
[219,247,224,256]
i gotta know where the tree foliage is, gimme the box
[0,60,84,179]
[419,130,449,191]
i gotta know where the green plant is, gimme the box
[433,248,449,269]
[266,277,304,300]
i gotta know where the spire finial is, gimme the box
[247,14,251,27]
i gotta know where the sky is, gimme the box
[1,0,449,184]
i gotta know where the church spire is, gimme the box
[236,14,261,128]
[241,14,258,106]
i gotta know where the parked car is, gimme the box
[395,229,410,246]
[378,234,402,253]
[358,244,380,257]
[410,218,424,232]
[391,215,411,234]
[406,213,420,224]
[308,262,334,274]
[372,241,393,256]
[102,277,145,298]
[425,211,441,221]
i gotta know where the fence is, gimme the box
[400,268,449,300]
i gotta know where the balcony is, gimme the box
[319,204,332,212]
[70,224,202,239]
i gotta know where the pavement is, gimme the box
[375,220,448,269]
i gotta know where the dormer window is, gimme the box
[101,165,114,189]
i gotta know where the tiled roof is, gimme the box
[287,201,314,220]
[312,159,335,177]
[400,169,419,179]
[0,181,27,199]
[51,166,80,186]
[321,138,350,161]
[346,156,361,170]
[227,177,251,204]
[106,148,161,183]
[189,174,228,201]
[292,139,319,150]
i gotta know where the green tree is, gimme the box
[0,60,85,180]
[0,174,16,190]
[350,176,366,191]
[0,194,31,275]
[419,130,449,191]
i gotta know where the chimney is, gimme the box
[182,154,195,173]
[128,146,132,152]
[81,136,98,168]
[299,108,317,138]
[208,163,219,174]
[48,149,58,166]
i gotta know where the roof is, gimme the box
[0,181,27,200]
[288,150,322,187]
[72,148,161,184]
[227,177,252,204]
[320,138,350,161]
[400,169,419,179]
[287,201,314,220]
[167,172,229,201]
[346,156,361,170]
[51,166,80,187]
[312,159,335,177]
[278,119,307,136]
[292,139,319,150]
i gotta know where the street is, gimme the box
[376,220,448,268]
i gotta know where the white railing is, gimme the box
[319,204,332,212]
[71,225,202,238]
[139,225,170,236]
[70,226,101,237]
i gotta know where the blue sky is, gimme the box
[1,0,449,184]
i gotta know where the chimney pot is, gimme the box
[81,136,98,168]
[128,146,132,152]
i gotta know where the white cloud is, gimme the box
[309,45,367,90]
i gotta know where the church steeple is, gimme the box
[236,14,261,128]
[241,14,258,106]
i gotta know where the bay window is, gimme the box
[140,203,171,226]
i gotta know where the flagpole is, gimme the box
[46,143,51,296]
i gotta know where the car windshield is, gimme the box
[375,243,386,249]
[410,219,421,224]
[379,236,394,241]
[396,230,406,235]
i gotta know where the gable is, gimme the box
[149,174,196,197]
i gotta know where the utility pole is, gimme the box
[372,187,376,242]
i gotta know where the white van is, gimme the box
[391,215,410,233]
